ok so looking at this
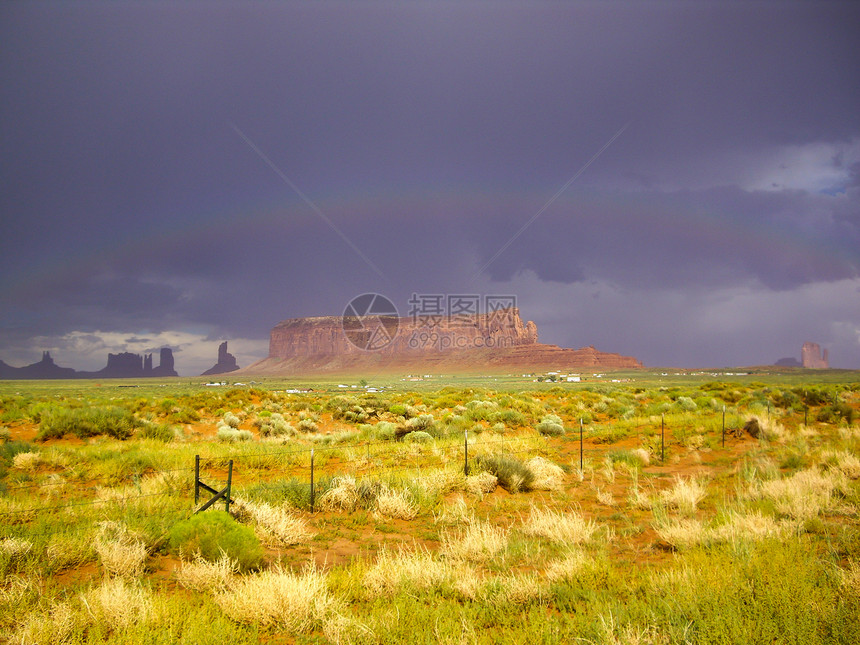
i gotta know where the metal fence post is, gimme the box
[310,449,315,513]
[194,455,200,504]
[579,418,583,471]
[661,414,665,463]
[464,430,469,476]
[224,460,233,514]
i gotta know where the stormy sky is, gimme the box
[1,1,859,375]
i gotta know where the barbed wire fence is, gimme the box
[0,403,781,539]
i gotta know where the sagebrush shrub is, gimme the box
[536,414,565,436]
[474,453,534,492]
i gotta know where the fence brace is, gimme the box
[194,455,234,514]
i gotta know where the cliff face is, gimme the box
[247,307,640,374]
[802,342,829,369]
[269,308,539,358]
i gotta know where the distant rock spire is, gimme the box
[201,341,240,376]
[801,342,829,369]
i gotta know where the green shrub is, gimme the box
[817,402,854,425]
[536,414,565,436]
[676,396,698,412]
[388,404,407,417]
[37,406,140,440]
[168,511,263,571]
[493,409,527,426]
[371,421,397,441]
[258,413,296,438]
[168,407,200,424]
[407,414,437,436]
[138,422,179,442]
[297,418,318,433]
[403,430,433,443]
[217,425,253,442]
[474,453,534,492]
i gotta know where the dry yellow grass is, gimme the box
[317,475,359,512]
[660,476,707,514]
[80,577,153,631]
[520,506,599,544]
[374,486,418,520]
[710,510,792,543]
[47,533,95,571]
[233,499,313,546]
[822,449,860,479]
[526,456,565,491]
[544,549,588,582]
[175,552,238,591]
[627,483,653,510]
[11,451,41,472]
[419,468,465,497]
[0,537,33,560]
[465,471,497,496]
[433,495,471,525]
[493,572,545,606]
[596,487,616,507]
[441,519,508,563]
[654,517,706,549]
[752,467,844,520]
[214,564,340,633]
[13,600,80,645]
[363,545,451,596]
[94,521,147,578]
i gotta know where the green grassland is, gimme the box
[1,368,859,644]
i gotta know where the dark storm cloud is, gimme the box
[1,1,859,371]
[467,186,860,290]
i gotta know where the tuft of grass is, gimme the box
[13,600,80,645]
[751,467,844,520]
[526,456,565,491]
[214,564,341,634]
[474,453,534,492]
[232,499,312,546]
[317,475,360,512]
[175,552,239,592]
[363,545,452,596]
[520,506,599,544]
[441,519,508,563]
[216,425,253,442]
[655,517,706,550]
[374,486,418,520]
[80,577,153,631]
[660,475,708,514]
[465,471,498,496]
[94,521,148,579]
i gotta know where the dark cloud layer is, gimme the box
[1,1,859,373]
